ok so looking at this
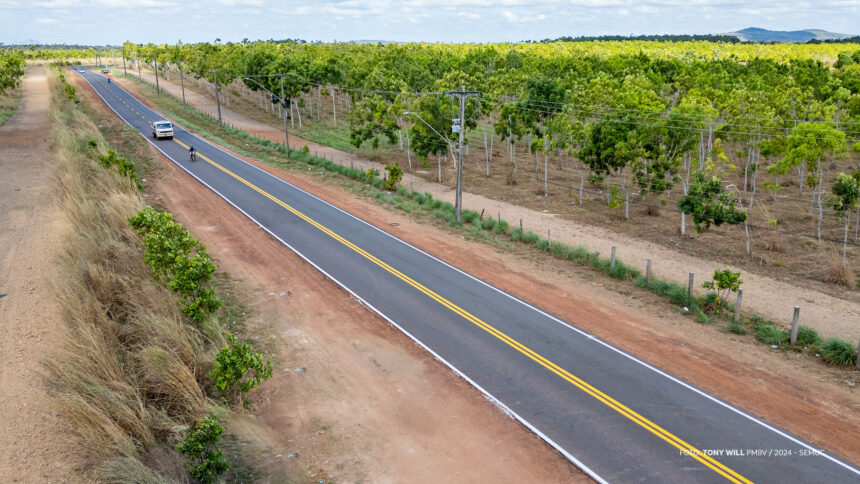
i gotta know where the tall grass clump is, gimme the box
[820,338,858,366]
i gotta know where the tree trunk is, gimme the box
[399,129,403,149]
[331,88,337,126]
[295,99,302,128]
[579,174,584,205]
[406,131,412,170]
[437,153,442,182]
[482,127,489,176]
[816,159,823,242]
[844,214,850,266]
[544,149,548,196]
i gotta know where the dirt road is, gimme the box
[0,67,80,481]
[120,69,859,342]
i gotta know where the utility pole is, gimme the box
[122,53,127,76]
[444,86,480,223]
[280,75,291,158]
[213,69,222,124]
[154,60,160,94]
[180,64,186,105]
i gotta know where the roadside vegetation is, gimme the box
[47,67,277,482]
[0,48,25,126]
[117,74,858,373]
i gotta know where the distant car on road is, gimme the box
[150,120,174,140]
[101,69,109,74]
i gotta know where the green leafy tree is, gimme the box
[677,171,748,233]
[829,172,860,265]
[176,415,230,484]
[349,94,398,149]
[768,123,846,240]
[210,333,274,396]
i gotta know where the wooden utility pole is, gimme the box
[212,69,222,124]
[281,75,290,158]
[444,86,480,223]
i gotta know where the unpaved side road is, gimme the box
[0,67,80,481]
[121,70,859,341]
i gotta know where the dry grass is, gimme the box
[44,68,214,480]
[823,254,857,287]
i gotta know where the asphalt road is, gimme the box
[74,67,860,484]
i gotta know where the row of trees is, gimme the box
[46,40,860,264]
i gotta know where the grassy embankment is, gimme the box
[120,73,858,371]
[47,68,283,482]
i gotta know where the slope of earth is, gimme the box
[0,66,81,481]
[115,70,860,342]
[85,72,860,473]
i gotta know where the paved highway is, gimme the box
[74,67,859,483]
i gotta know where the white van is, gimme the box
[151,120,174,140]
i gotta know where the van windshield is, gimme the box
[155,122,171,130]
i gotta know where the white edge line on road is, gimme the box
[74,68,610,484]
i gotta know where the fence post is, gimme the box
[610,246,616,270]
[547,229,551,249]
[646,259,652,283]
[733,288,743,323]
[520,219,523,231]
[790,307,800,345]
[687,272,694,300]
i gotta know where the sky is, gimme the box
[1,0,859,46]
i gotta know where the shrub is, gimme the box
[820,338,858,366]
[493,219,509,234]
[128,207,221,324]
[509,227,523,241]
[462,209,480,225]
[210,333,274,396]
[795,326,822,346]
[481,217,497,231]
[701,269,742,314]
[384,164,402,190]
[176,415,230,484]
[755,324,789,345]
[521,231,540,245]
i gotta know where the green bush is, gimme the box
[481,217,497,230]
[210,333,274,395]
[820,338,858,366]
[384,164,403,190]
[176,415,230,484]
[128,207,222,324]
[521,231,540,245]
[755,324,789,345]
[493,219,509,234]
[795,326,822,346]
[509,227,523,241]
[726,321,747,335]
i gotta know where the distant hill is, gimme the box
[728,27,853,42]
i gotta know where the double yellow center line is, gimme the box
[172,139,752,484]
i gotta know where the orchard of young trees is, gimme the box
[41,39,860,276]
